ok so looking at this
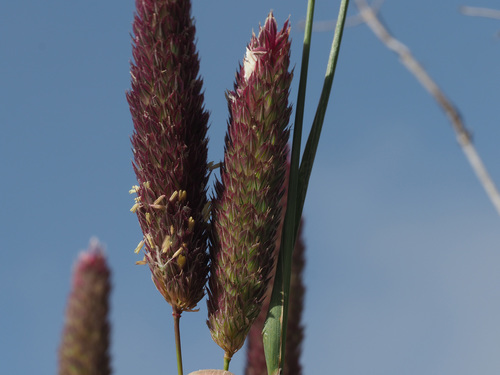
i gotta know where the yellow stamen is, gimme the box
[129,185,139,194]
[172,247,184,259]
[177,254,186,269]
[130,203,140,213]
[170,225,175,235]
[150,204,166,210]
[135,257,147,265]
[143,181,150,189]
[134,240,144,254]
[153,195,165,205]
[145,213,151,224]
[179,190,187,202]
[145,233,154,248]
[169,191,178,202]
[188,217,195,232]
[161,236,172,253]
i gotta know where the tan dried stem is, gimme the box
[355,0,500,217]
[460,6,500,20]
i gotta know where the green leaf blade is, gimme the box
[262,1,350,374]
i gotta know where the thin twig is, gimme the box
[460,6,500,20]
[354,0,500,217]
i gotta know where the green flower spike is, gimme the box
[207,12,292,369]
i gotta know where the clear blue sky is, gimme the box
[2,1,500,374]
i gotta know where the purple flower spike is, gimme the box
[127,0,210,313]
[58,239,111,375]
[207,12,293,360]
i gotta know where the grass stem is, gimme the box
[223,354,231,371]
[173,308,183,375]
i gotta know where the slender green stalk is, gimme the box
[262,1,315,372]
[262,1,350,374]
[223,356,231,371]
[297,0,350,227]
[173,309,183,375]
[294,0,316,135]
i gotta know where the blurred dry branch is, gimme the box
[460,6,500,20]
[354,0,500,217]
[347,0,385,26]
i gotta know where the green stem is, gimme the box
[223,353,231,371]
[297,0,350,224]
[262,1,350,374]
[173,308,183,375]
[263,1,315,373]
